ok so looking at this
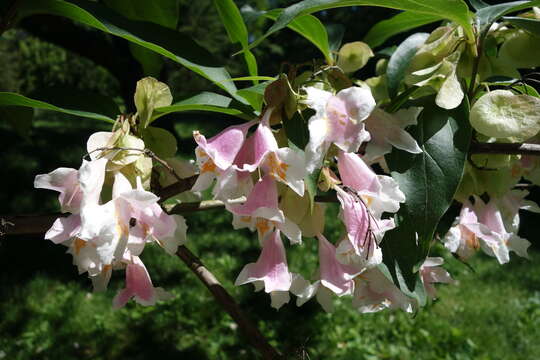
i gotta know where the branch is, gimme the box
[0,0,21,34]
[470,142,540,156]
[175,246,282,360]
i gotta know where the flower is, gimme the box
[363,107,422,164]
[352,267,414,313]
[113,256,172,308]
[444,196,532,264]
[235,229,292,309]
[420,257,454,299]
[229,175,301,244]
[290,234,360,312]
[303,86,375,172]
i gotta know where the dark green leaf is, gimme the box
[247,0,473,52]
[236,82,269,112]
[326,23,345,53]
[305,168,319,213]
[386,32,429,98]
[32,87,121,120]
[475,1,540,34]
[143,126,177,158]
[283,109,313,150]
[265,9,332,64]
[152,92,252,121]
[364,11,441,48]
[470,0,490,10]
[504,15,540,36]
[0,92,115,123]
[103,0,179,76]
[213,0,258,78]
[19,0,242,101]
[382,98,471,293]
[0,106,34,139]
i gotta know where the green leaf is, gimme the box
[382,98,471,293]
[213,0,258,79]
[304,168,319,214]
[152,92,252,121]
[504,16,540,36]
[247,0,473,52]
[364,11,442,48]
[104,0,179,28]
[470,0,490,10]
[0,106,34,139]
[33,87,121,120]
[283,109,313,150]
[229,76,277,82]
[265,9,332,64]
[475,1,540,34]
[326,23,345,53]
[386,33,429,98]
[236,82,269,112]
[143,126,177,158]
[19,0,242,101]
[103,0,180,76]
[0,92,115,123]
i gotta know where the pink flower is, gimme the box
[337,151,405,217]
[303,86,375,172]
[444,196,532,264]
[352,268,414,313]
[113,257,172,308]
[34,167,83,214]
[235,230,292,309]
[363,108,422,164]
[229,175,301,244]
[420,257,454,299]
[290,234,361,312]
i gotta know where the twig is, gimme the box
[0,0,21,35]
[175,246,282,360]
[470,142,540,156]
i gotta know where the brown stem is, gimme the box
[0,0,21,35]
[470,142,540,156]
[176,246,282,360]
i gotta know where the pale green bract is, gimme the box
[470,90,540,141]
[134,77,173,129]
[337,41,374,73]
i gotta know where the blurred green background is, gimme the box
[1,1,540,359]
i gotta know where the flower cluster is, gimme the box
[35,125,188,308]
[191,83,453,312]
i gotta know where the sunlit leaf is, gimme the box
[19,0,243,101]
[0,92,115,123]
[364,11,442,48]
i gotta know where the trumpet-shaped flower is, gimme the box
[363,108,422,164]
[444,196,531,264]
[235,230,292,309]
[352,268,414,313]
[34,167,83,214]
[420,257,454,299]
[337,151,405,218]
[334,186,395,266]
[303,86,375,172]
[290,234,361,312]
[229,175,301,244]
[191,121,256,193]
[233,110,306,196]
[113,256,172,308]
